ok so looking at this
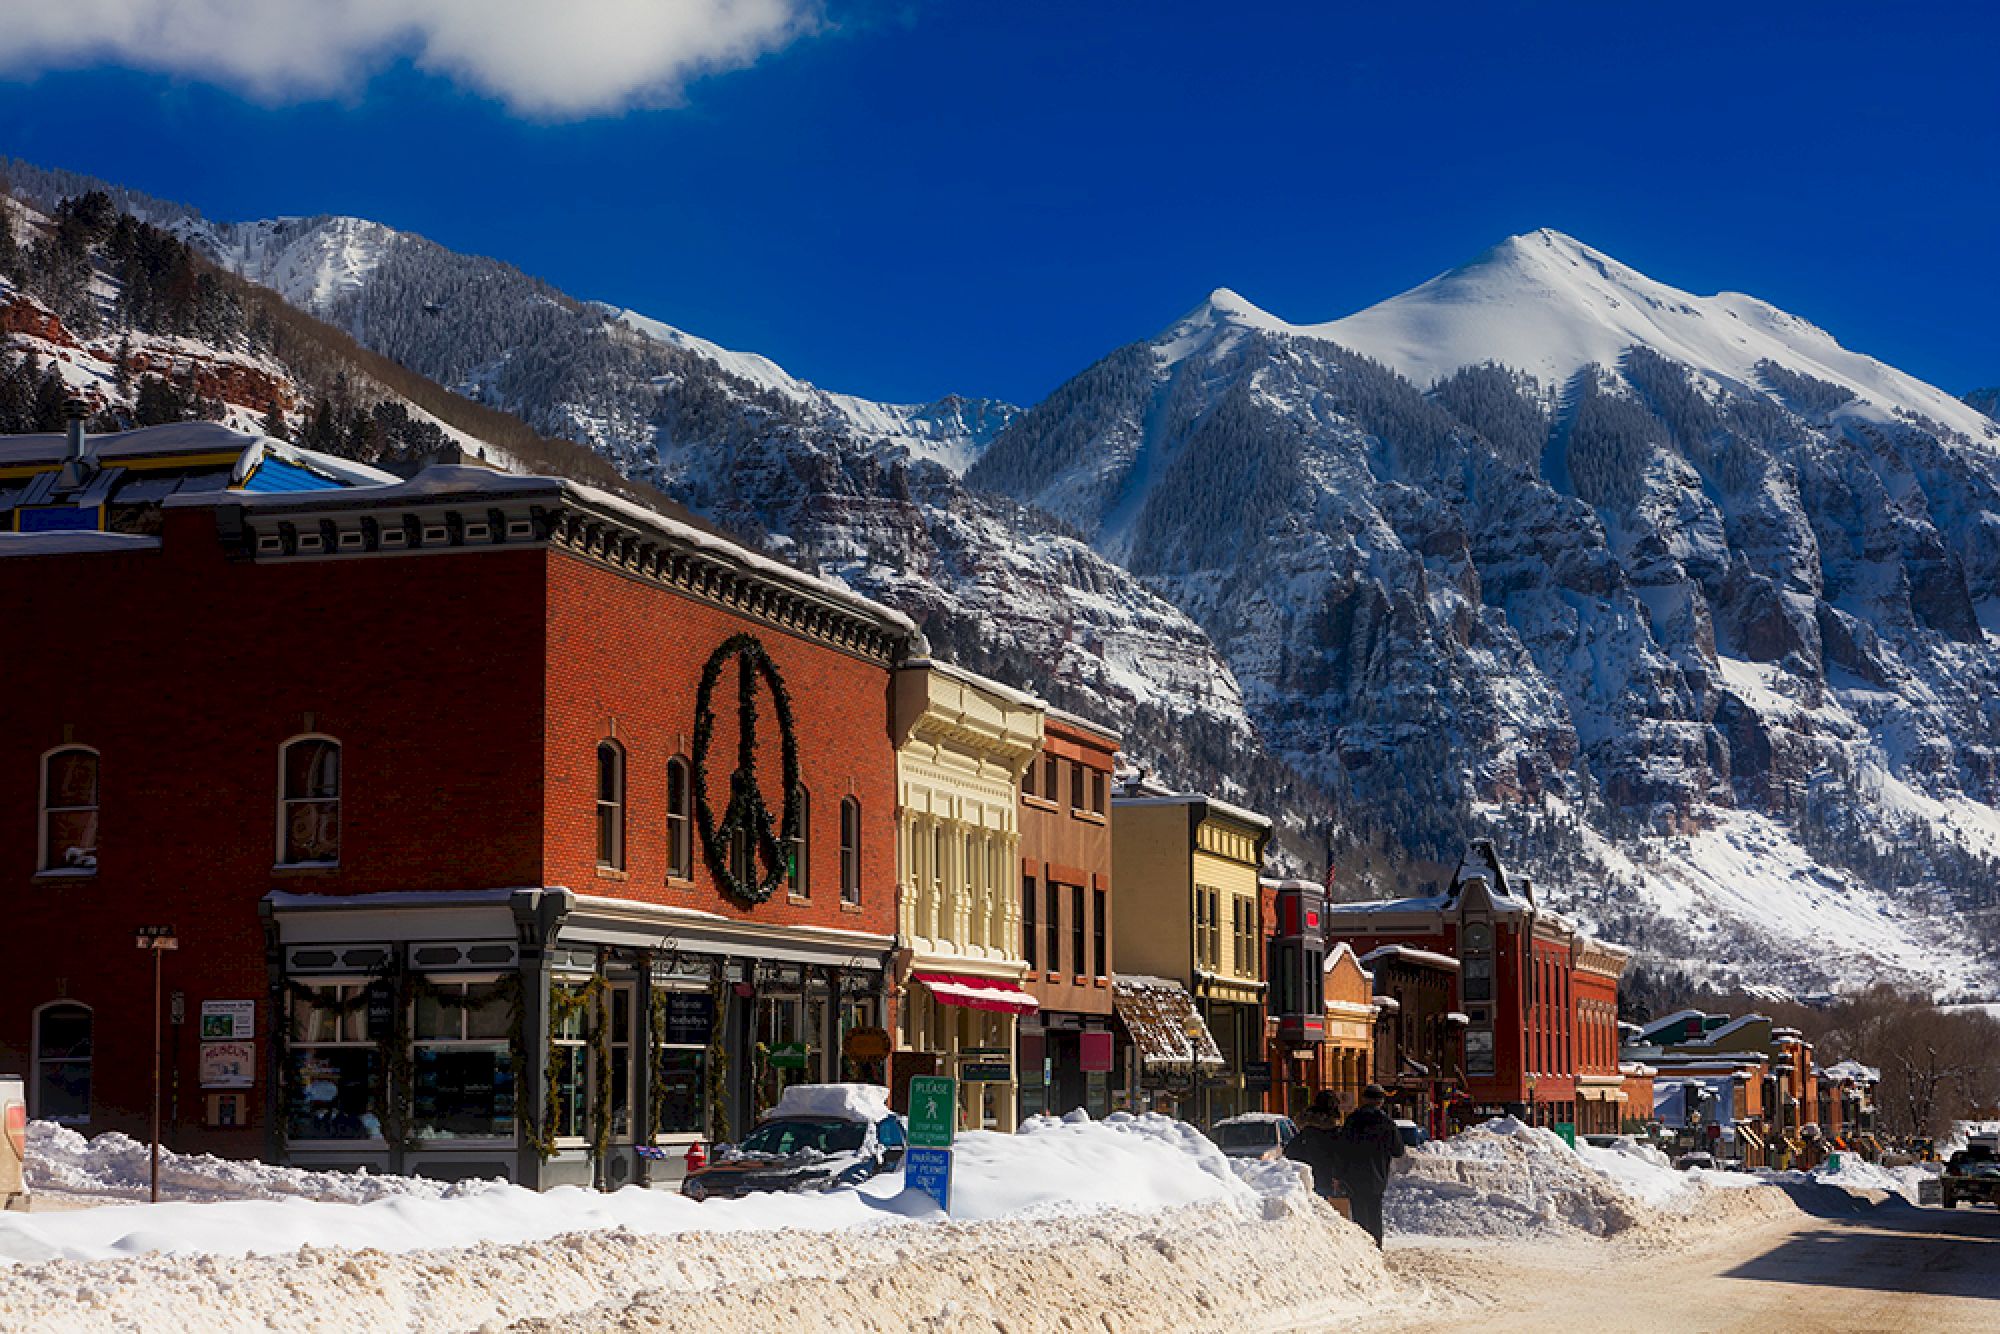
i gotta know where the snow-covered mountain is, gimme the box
[975,229,2000,996]
[14,153,1996,997]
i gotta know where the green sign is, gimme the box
[908,1075,957,1147]
[1554,1121,1576,1149]
[768,1042,810,1070]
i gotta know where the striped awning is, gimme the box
[913,971,1039,1017]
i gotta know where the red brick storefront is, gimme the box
[1,466,914,1186]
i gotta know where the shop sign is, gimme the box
[904,1145,953,1213]
[842,1026,891,1061]
[200,1041,255,1090]
[1079,1031,1114,1073]
[958,1047,1012,1084]
[366,981,397,1042]
[1243,1059,1273,1091]
[1554,1122,1577,1149]
[768,1042,810,1070]
[662,992,714,1045]
[907,1075,957,1148]
[200,1000,255,1041]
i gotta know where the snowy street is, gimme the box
[1389,1191,2000,1333]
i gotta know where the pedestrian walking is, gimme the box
[1282,1090,1348,1203]
[1338,1083,1404,1248]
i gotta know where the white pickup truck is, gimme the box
[1,1075,26,1211]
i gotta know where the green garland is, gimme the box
[691,633,803,906]
[705,968,732,1143]
[537,972,609,1164]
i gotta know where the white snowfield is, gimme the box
[0,1115,1906,1331]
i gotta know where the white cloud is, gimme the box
[0,0,817,118]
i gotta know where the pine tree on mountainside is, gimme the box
[261,399,288,441]
[113,336,133,395]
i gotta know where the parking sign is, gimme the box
[904,1145,953,1213]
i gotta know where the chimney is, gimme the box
[54,397,94,491]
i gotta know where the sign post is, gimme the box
[904,1074,957,1213]
[134,925,178,1204]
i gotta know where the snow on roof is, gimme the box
[1112,974,1224,1068]
[1323,941,1372,978]
[1320,893,1452,917]
[1112,790,1273,830]
[1821,1060,1881,1084]
[1445,1012,1472,1024]
[1693,1014,1771,1047]
[1637,1009,1709,1041]
[0,531,160,558]
[1372,996,1401,1012]
[767,1083,893,1124]
[0,420,259,468]
[901,657,1046,710]
[171,463,919,640]
[1358,944,1461,972]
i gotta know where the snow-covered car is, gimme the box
[1582,1133,1623,1150]
[1211,1114,1297,1160]
[1,1075,26,1211]
[1674,1151,1716,1172]
[681,1084,906,1202]
[1395,1119,1430,1150]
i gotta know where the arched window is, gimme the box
[33,1002,92,1124]
[596,741,625,870]
[665,757,693,880]
[839,797,861,904]
[39,746,99,873]
[279,736,341,866]
[787,786,810,897]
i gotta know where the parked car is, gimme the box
[1211,1114,1298,1160]
[1674,1151,1716,1172]
[1582,1134,1623,1150]
[1,1075,26,1212]
[681,1084,906,1202]
[1394,1119,1430,1150]
[1941,1149,2000,1210]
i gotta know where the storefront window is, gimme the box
[755,987,826,1114]
[653,985,712,1137]
[412,979,516,1141]
[287,983,381,1141]
[550,983,588,1141]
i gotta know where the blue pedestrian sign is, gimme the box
[904,1145,953,1213]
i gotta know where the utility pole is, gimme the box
[135,925,178,1204]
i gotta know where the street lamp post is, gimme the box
[134,925,179,1204]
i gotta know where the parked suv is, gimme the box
[1212,1114,1298,1160]
[682,1084,906,1202]
[1,1076,27,1212]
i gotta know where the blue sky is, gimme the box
[1,1,1994,406]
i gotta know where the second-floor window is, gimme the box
[1045,881,1061,973]
[1071,884,1086,978]
[596,741,625,870]
[279,736,341,866]
[39,746,99,873]
[666,758,692,879]
[787,786,810,897]
[1093,887,1107,978]
[1023,876,1038,968]
[839,797,861,904]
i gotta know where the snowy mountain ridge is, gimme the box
[1183,228,1998,449]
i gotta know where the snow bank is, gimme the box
[1757,1157,1937,1205]
[1391,1119,1782,1241]
[0,1112,1290,1267]
[25,1122,497,1205]
[0,1113,1393,1333]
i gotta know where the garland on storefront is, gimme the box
[273,962,397,1153]
[535,971,609,1164]
[704,967,732,1144]
[690,633,803,907]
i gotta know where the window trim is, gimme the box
[30,999,93,1125]
[665,756,693,881]
[595,740,626,871]
[276,734,342,869]
[409,973,517,1147]
[37,744,100,876]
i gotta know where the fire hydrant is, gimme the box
[685,1141,708,1174]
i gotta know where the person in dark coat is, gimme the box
[1282,1090,1348,1201]
[1338,1083,1404,1247]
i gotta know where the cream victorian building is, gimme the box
[892,660,1045,1132]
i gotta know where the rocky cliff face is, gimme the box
[973,235,2000,995]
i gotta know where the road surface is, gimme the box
[1383,1190,2000,1333]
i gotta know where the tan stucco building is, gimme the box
[892,660,1043,1131]
[1110,782,1272,1124]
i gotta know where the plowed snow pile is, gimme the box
[1390,1118,1788,1241]
[0,1113,1406,1333]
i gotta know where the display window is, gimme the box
[412,979,516,1141]
[286,982,382,1142]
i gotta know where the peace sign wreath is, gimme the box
[691,633,804,906]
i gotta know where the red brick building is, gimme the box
[1322,841,1631,1131]
[1,429,917,1187]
